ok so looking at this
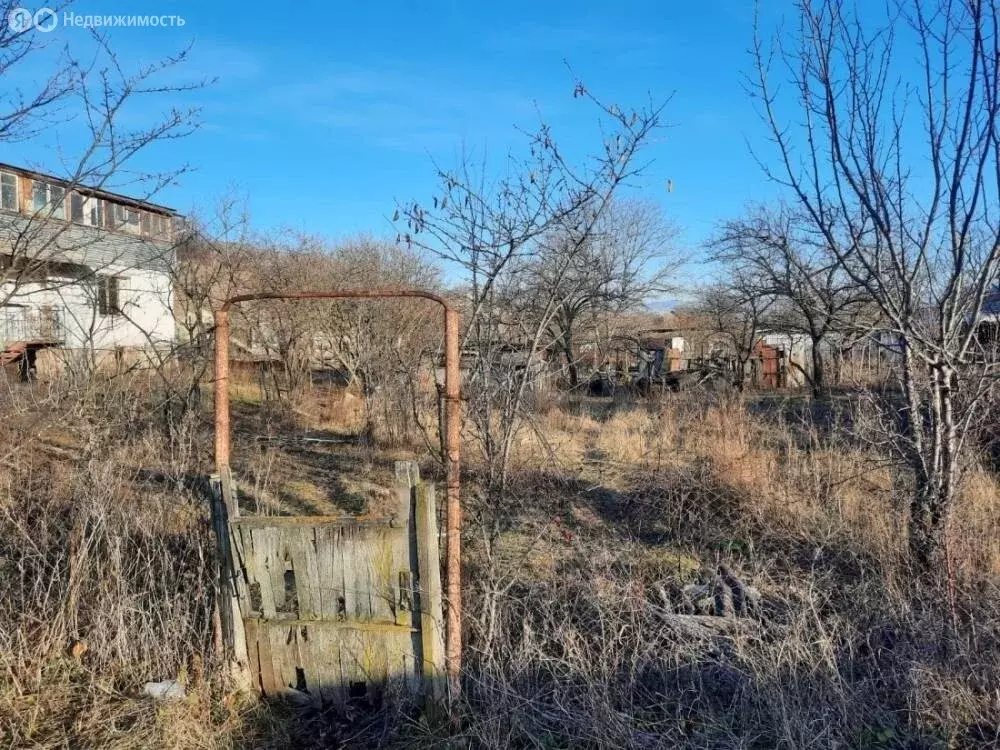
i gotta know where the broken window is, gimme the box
[70,193,85,223]
[97,276,121,316]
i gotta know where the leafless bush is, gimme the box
[0,383,223,747]
[440,393,1000,749]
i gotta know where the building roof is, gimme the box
[0,211,175,270]
[0,162,177,215]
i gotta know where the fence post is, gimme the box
[415,478,447,708]
[209,472,251,691]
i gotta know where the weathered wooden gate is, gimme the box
[210,289,462,705]
[212,462,445,706]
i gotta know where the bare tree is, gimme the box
[224,236,441,443]
[398,82,669,493]
[0,1,75,142]
[532,199,680,387]
[711,204,865,396]
[151,199,256,417]
[692,279,773,389]
[304,239,440,445]
[752,0,1000,568]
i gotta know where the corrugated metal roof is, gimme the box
[0,212,173,273]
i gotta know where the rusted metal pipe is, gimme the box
[212,288,463,699]
[214,309,231,470]
[443,307,462,700]
[219,288,455,312]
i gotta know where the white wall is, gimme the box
[2,267,175,351]
[1,210,176,352]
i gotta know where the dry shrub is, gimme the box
[454,528,1000,749]
[950,469,1000,577]
[2,372,1000,748]
[0,383,233,748]
[443,392,1000,749]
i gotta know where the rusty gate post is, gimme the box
[214,308,231,472]
[443,307,462,701]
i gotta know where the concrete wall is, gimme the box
[1,212,176,351]
[5,266,174,350]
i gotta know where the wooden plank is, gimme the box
[384,629,419,695]
[305,528,323,620]
[391,526,413,628]
[267,527,289,615]
[295,623,321,706]
[219,465,239,518]
[369,527,395,622]
[229,525,252,613]
[363,629,389,688]
[316,524,340,620]
[251,619,279,696]
[209,509,251,694]
[315,625,347,709]
[391,462,416,628]
[356,528,376,619]
[415,481,446,703]
[289,526,321,620]
[209,475,238,659]
[269,623,296,696]
[339,628,362,698]
[243,617,262,693]
[251,527,277,620]
[341,525,359,619]
[393,461,417,527]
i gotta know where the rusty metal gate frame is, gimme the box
[213,289,462,698]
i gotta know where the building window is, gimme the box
[0,172,17,211]
[97,275,121,316]
[32,181,65,220]
[158,214,173,241]
[90,198,107,228]
[70,193,85,223]
[139,212,173,241]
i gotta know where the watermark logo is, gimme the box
[7,7,37,32]
[6,7,185,32]
[33,7,57,32]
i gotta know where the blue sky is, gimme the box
[4,0,792,277]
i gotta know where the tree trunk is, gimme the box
[358,370,377,446]
[735,358,748,390]
[810,334,826,398]
[909,479,949,571]
[563,332,578,388]
[902,356,958,573]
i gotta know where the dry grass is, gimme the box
[2,375,1000,748]
[454,392,1000,748]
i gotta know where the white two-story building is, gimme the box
[0,163,178,376]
